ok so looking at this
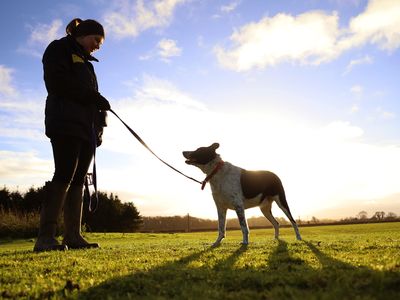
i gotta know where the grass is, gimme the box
[1,223,399,299]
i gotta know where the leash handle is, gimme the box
[84,124,99,212]
[110,109,202,185]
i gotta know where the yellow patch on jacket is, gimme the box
[72,54,84,63]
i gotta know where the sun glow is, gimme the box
[96,91,400,220]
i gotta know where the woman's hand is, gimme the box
[97,94,111,110]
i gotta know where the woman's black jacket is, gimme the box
[43,35,107,146]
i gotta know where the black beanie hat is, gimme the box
[66,18,105,38]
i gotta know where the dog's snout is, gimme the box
[183,151,196,164]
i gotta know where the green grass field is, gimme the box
[1,222,399,299]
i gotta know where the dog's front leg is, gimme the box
[213,207,227,247]
[235,205,249,245]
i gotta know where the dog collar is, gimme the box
[201,161,224,190]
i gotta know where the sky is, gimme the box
[1,0,400,221]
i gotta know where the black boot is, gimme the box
[63,185,99,249]
[34,181,69,252]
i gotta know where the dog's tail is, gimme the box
[277,185,298,225]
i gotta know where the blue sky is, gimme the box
[1,0,399,220]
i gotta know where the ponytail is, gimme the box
[66,18,83,37]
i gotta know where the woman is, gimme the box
[34,18,110,252]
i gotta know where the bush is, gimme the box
[0,208,41,239]
[83,192,142,232]
[0,186,142,238]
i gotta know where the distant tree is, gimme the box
[0,187,24,211]
[275,217,290,226]
[357,211,368,220]
[119,202,142,232]
[386,212,397,220]
[311,216,319,224]
[372,211,385,220]
[23,186,44,212]
[1,186,43,213]
[0,186,11,210]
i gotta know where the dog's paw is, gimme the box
[211,242,221,248]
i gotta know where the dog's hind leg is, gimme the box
[234,205,249,245]
[274,196,302,240]
[213,207,227,247]
[260,199,279,239]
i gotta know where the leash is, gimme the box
[110,109,203,185]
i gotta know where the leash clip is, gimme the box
[86,173,94,185]
[84,172,98,212]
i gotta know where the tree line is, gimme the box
[140,211,400,232]
[307,210,399,225]
[1,185,399,237]
[140,215,291,232]
[0,186,142,238]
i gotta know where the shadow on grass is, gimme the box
[78,241,400,299]
[265,240,400,299]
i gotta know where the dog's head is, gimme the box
[183,143,220,166]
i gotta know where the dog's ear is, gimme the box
[210,143,219,150]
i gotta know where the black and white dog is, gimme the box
[183,143,301,246]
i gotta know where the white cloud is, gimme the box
[349,85,363,113]
[0,151,52,188]
[319,120,364,141]
[215,0,400,72]
[346,0,400,51]
[376,107,396,120]
[104,0,187,39]
[350,103,359,113]
[350,84,363,97]
[343,54,373,75]
[221,1,241,13]
[0,97,45,141]
[134,74,205,109]
[28,19,63,46]
[18,19,63,57]
[138,38,182,61]
[214,11,341,71]
[157,38,182,61]
[139,54,152,61]
[0,65,17,96]
[213,1,241,19]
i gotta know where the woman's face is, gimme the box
[77,34,104,54]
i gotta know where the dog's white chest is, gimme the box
[209,163,243,209]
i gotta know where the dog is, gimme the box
[183,143,301,246]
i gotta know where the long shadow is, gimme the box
[77,247,213,299]
[263,239,400,299]
[300,240,400,299]
[78,244,250,299]
[76,240,399,299]
[212,244,248,271]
